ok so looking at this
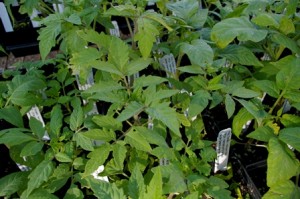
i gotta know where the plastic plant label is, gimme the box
[30,9,41,28]
[0,3,14,32]
[159,54,176,87]
[159,158,170,166]
[27,105,50,141]
[148,115,154,130]
[214,128,232,173]
[53,3,65,13]
[92,165,109,182]
[282,99,291,114]
[109,21,120,38]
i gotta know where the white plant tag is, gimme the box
[109,21,120,37]
[53,3,64,13]
[30,9,40,28]
[92,165,109,182]
[282,99,291,114]
[159,54,176,87]
[214,128,232,173]
[159,158,169,166]
[27,105,50,141]
[0,3,14,32]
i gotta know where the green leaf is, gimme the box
[84,81,124,94]
[38,22,61,60]
[145,89,179,105]
[160,164,187,194]
[232,107,254,138]
[70,106,84,131]
[251,13,279,28]
[125,128,152,152]
[87,177,126,199]
[178,65,206,74]
[55,152,73,163]
[126,58,152,76]
[236,99,268,124]
[275,56,300,90]
[218,45,263,66]
[92,115,122,131]
[281,114,300,127]
[109,37,129,72]
[0,172,28,197]
[64,185,84,199]
[128,165,146,199]
[267,138,299,187]
[279,16,295,35]
[188,90,210,118]
[251,80,280,98]
[146,102,181,137]
[247,126,276,142]
[26,160,54,197]
[20,141,44,157]
[77,29,111,49]
[29,117,45,140]
[65,13,81,25]
[225,94,235,119]
[82,129,116,142]
[93,61,123,76]
[113,143,127,169]
[0,129,35,146]
[180,39,214,66]
[283,90,300,103]
[84,144,111,178]
[74,133,94,151]
[232,87,260,98]
[135,17,159,58]
[279,127,300,152]
[27,188,59,199]
[7,75,46,106]
[50,105,63,138]
[263,180,300,199]
[211,16,268,48]
[117,101,145,122]
[133,75,167,88]
[144,167,163,199]
[134,126,169,148]
[271,33,300,54]
[0,107,24,128]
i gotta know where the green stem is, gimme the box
[125,17,136,49]
[268,90,285,115]
[275,45,285,61]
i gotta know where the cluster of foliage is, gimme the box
[0,0,300,198]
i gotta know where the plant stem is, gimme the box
[125,17,136,49]
[268,90,285,114]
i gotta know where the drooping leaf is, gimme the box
[188,90,211,118]
[82,129,116,142]
[38,22,61,60]
[20,141,44,157]
[29,117,45,140]
[0,172,28,197]
[26,160,55,197]
[180,39,214,67]
[211,16,268,48]
[135,18,159,58]
[225,94,235,119]
[267,138,299,187]
[84,144,111,178]
[232,107,254,138]
[275,56,300,90]
[236,99,268,124]
[125,128,152,152]
[133,75,167,88]
[146,102,181,137]
[0,107,24,128]
[0,129,35,146]
[279,127,300,152]
[92,115,122,131]
[218,45,263,66]
[232,87,260,98]
[50,105,63,138]
[74,133,94,151]
[112,143,127,169]
[144,167,163,199]
[247,126,276,142]
[128,165,146,199]
[117,101,145,122]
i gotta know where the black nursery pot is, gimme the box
[0,3,39,57]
